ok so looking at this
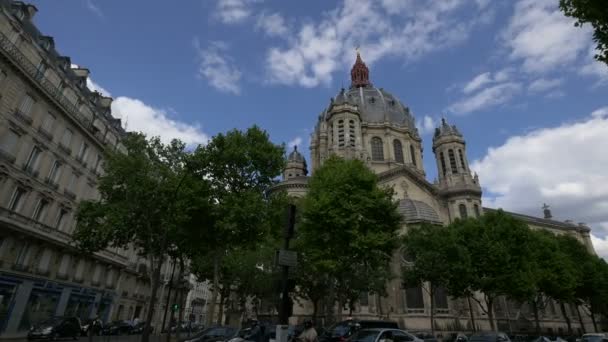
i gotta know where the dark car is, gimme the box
[469,332,512,342]
[319,320,400,342]
[80,319,103,337]
[102,320,134,335]
[183,326,238,342]
[130,322,154,334]
[28,317,81,340]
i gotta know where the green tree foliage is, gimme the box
[73,133,209,342]
[296,156,402,321]
[403,223,471,334]
[560,0,608,65]
[187,126,285,325]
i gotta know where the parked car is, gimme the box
[581,334,608,342]
[102,320,134,335]
[409,331,437,342]
[319,320,400,342]
[183,326,238,342]
[28,316,82,340]
[80,319,103,336]
[469,332,512,342]
[349,329,423,342]
[130,322,154,334]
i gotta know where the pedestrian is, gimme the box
[245,320,263,342]
[296,320,317,342]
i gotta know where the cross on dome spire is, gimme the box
[350,50,371,88]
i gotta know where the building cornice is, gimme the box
[377,165,438,195]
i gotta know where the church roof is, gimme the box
[483,207,590,232]
[433,118,463,140]
[287,145,306,164]
[398,199,442,224]
[321,52,417,132]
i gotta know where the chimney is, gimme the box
[542,203,552,219]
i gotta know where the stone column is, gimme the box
[4,280,34,334]
[54,287,72,316]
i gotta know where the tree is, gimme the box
[403,223,471,335]
[188,126,285,326]
[448,211,537,331]
[296,156,402,322]
[560,0,608,65]
[73,134,209,342]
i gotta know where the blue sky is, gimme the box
[28,0,608,255]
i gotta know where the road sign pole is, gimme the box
[279,204,296,326]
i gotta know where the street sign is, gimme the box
[277,249,297,267]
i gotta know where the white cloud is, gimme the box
[579,46,608,85]
[85,0,103,18]
[265,0,489,87]
[449,82,522,114]
[288,136,303,149]
[193,39,242,95]
[111,97,208,146]
[528,78,563,93]
[591,235,608,260]
[471,107,608,241]
[214,0,257,24]
[86,78,111,97]
[502,0,591,73]
[256,12,289,38]
[416,115,437,135]
[463,72,492,94]
[591,106,608,119]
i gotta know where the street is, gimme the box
[10,335,193,342]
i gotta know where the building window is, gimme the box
[94,154,102,173]
[61,128,73,149]
[410,144,417,166]
[434,286,449,309]
[8,29,20,44]
[77,142,89,163]
[32,199,49,222]
[348,120,356,147]
[35,62,47,80]
[459,203,468,219]
[473,204,480,218]
[338,120,345,147]
[371,137,384,161]
[405,285,424,309]
[55,209,69,231]
[359,292,369,306]
[25,146,42,172]
[0,70,6,83]
[9,187,27,212]
[67,171,79,192]
[393,139,404,163]
[0,129,20,155]
[458,149,467,171]
[18,94,35,117]
[15,243,30,267]
[439,152,447,176]
[41,112,56,134]
[448,149,458,174]
[48,160,62,184]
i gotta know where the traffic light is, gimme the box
[172,304,179,312]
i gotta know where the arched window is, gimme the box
[405,285,424,309]
[448,149,458,174]
[338,120,345,147]
[439,152,447,176]
[410,144,417,166]
[473,204,480,218]
[349,120,356,147]
[393,139,404,163]
[458,149,467,171]
[459,203,468,219]
[371,137,384,161]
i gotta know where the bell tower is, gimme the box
[432,118,482,220]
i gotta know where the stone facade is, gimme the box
[272,53,596,335]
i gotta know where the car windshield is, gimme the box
[350,330,380,342]
[38,317,63,326]
[582,336,604,342]
[330,323,352,337]
[470,334,498,342]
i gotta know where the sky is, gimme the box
[27,0,608,258]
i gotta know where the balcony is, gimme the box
[44,177,59,190]
[64,189,76,200]
[37,126,54,141]
[13,109,33,125]
[58,143,72,156]
[0,31,109,144]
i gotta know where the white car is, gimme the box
[349,328,424,342]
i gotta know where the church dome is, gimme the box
[288,145,306,164]
[398,199,442,224]
[326,52,417,132]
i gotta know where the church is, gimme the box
[271,52,596,334]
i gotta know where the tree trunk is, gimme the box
[161,261,176,333]
[312,299,319,324]
[167,281,179,342]
[176,260,186,342]
[590,309,598,333]
[429,286,435,336]
[336,298,344,322]
[532,298,541,335]
[576,304,586,334]
[217,291,226,325]
[486,297,496,332]
[560,301,573,335]
[206,254,220,326]
[142,255,163,342]
[467,297,477,332]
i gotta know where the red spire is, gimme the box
[350,51,370,88]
